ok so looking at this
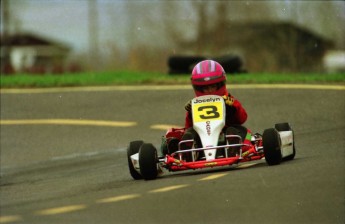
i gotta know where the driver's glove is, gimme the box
[222,95,234,106]
[184,100,191,112]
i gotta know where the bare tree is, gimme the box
[88,0,100,71]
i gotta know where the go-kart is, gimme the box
[127,95,296,180]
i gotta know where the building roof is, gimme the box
[1,32,70,50]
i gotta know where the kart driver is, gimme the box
[181,59,251,154]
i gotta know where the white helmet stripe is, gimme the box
[196,62,202,74]
[210,60,216,72]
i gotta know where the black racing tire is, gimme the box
[139,143,158,180]
[274,123,291,131]
[168,69,189,75]
[213,55,243,74]
[127,140,144,180]
[263,128,282,165]
[275,122,296,161]
[167,56,206,74]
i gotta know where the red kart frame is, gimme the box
[160,128,265,171]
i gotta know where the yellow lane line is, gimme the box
[1,84,344,94]
[230,84,345,90]
[0,85,192,94]
[6,172,227,220]
[3,161,256,220]
[0,215,23,223]
[198,173,228,181]
[148,184,190,193]
[96,194,141,204]
[237,162,260,169]
[0,119,137,127]
[35,204,87,216]
[150,124,183,130]
[0,120,179,129]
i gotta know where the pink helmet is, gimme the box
[191,60,228,97]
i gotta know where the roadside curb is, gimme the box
[1,84,344,94]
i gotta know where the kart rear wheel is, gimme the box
[275,123,296,161]
[127,140,144,180]
[139,143,158,180]
[263,128,282,165]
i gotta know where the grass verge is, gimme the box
[1,71,344,88]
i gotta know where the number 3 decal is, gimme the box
[198,106,220,119]
[192,100,223,123]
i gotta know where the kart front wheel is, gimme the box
[139,143,158,180]
[275,122,296,161]
[127,140,144,180]
[263,128,282,165]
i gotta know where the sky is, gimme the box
[2,0,345,55]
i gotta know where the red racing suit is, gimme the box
[184,93,247,129]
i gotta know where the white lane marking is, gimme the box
[198,173,228,181]
[1,84,344,94]
[0,119,137,127]
[148,184,190,193]
[96,194,141,204]
[35,204,87,216]
[0,215,23,223]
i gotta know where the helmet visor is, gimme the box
[193,82,225,93]
[192,74,224,84]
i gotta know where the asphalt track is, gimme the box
[1,84,344,224]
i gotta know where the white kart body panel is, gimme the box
[130,153,140,170]
[278,130,294,158]
[191,95,226,161]
[131,152,163,175]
